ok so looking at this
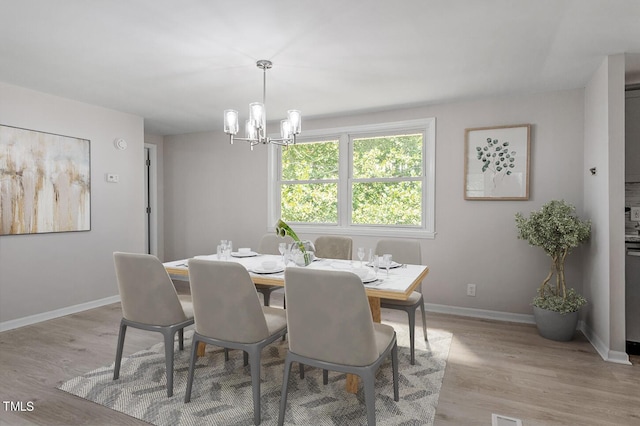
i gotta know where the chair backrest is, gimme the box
[113,252,187,325]
[188,259,270,343]
[258,233,294,255]
[314,235,353,260]
[284,267,378,366]
[375,238,422,265]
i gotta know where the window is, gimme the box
[268,118,435,238]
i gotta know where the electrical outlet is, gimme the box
[467,283,476,297]
[631,207,640,222]
[106,173,119,183]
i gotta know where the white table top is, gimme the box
[164,253,429,301]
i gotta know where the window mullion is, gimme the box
[339,133,350,227]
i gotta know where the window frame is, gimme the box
[267,118,436,238]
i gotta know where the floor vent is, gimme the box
[492,413,523,426]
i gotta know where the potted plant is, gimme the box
[515,200,591,341]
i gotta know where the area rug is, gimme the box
[58,325,451,425]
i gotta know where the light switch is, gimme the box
[106,173,119,183]
[631,207,640,222]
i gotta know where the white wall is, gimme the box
[582,55,628,363]
[0,83,145,325]
[163,88,586,316]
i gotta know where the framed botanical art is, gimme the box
[0,125,91,235]
[464,124,531,200]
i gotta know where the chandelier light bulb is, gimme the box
[287,110,301,134]
[280,119,292,139]
[245,119,257,140]
[223,109,239,135]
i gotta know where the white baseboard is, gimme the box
[424,303,536,324]
[0,295,121,332]
[579,321,631,365]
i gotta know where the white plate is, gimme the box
[362,274,378,284]
[231,251,258,258]
[250,266,285,274]
[366,261,402,269]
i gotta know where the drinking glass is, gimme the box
[279,242,287,263]
[383,254,392,276]
[357,247,365,266]
[368,251,379,276]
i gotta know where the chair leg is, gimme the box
[248,348,262,425]
[407,308,416,365]
[163,330,176,397]
[299,363,304,379]
[391,341,399,401]
[323,369,328,385]
[184,337,200,403]
[113,321,127,380]
[224,348,230,361]
[363,372,377,426]
[178,328,185,350]
[419,300,428,341]
[244,351,249,367]
[278,356,293,426]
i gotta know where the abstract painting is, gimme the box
[0,125,90,235]
[464,124,531,200]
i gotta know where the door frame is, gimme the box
[144,143,158,256]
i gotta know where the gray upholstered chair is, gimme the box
[376,238,428,365]
[314,235,353,260]
[254,233,293,306]
[279,267,399,426]
[112,252,194,397]
[185,259,288,425]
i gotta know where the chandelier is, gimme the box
[223,60,301,149]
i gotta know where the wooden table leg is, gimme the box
[197,342,206,356]
[368,296,381,323]
[346,296,382,393]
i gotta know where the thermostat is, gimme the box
[114,138,128,150]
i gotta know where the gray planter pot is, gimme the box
[533,306,579,341]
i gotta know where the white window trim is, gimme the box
[267,118,436,239]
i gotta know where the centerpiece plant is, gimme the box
[515,200,591,314]
[275,219,312,266]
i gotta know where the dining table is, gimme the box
[164,252,429,394]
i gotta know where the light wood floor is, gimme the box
[1,289,638,425]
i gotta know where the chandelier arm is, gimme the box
[232,136,258,142]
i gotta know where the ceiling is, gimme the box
[1,0,640,136]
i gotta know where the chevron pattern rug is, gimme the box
[58,325,451,425]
